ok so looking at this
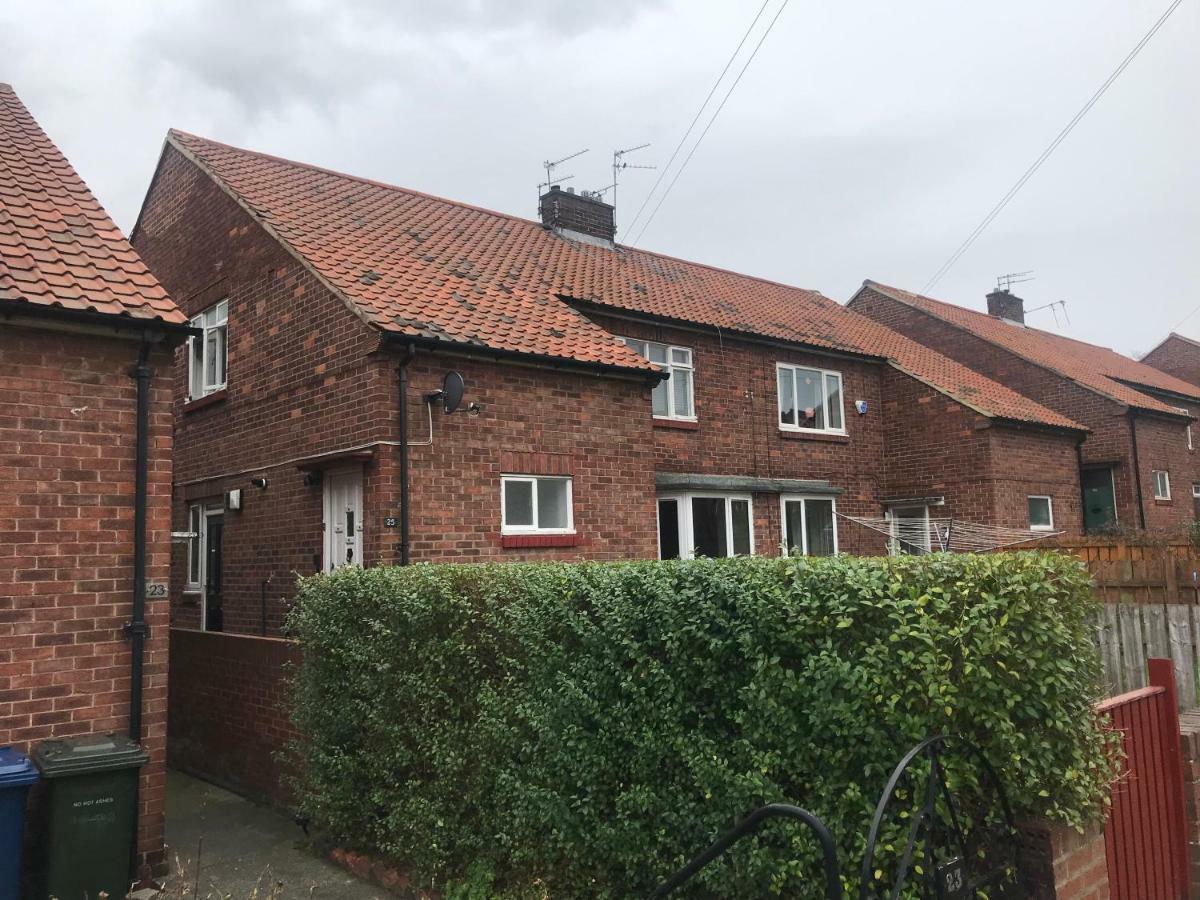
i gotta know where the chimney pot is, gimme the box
[986,289,1025,324]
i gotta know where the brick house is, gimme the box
[1143,333,1200,388]
[129,132,1089,639]
[850,281,1200,533]
[0,85,189,877]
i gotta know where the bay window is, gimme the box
[777,363,843,433]
[658,494,753,559]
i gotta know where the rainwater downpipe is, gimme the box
[127,334,152,741]
[125,332,153,884]
[397,345,415,565]
[1129,410,1147,530]
[1075,436,1088,532]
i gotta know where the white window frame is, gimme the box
[779,495,839,556]
[188,299,229,400]
[1177,408,1193,451]
[657,492,754,559]
[1027,495,1055,531]
[1153,470,1171,500]
[501,475,575,534]
[776,362,845,434]
[620,337,696,421]
[886,504,932,555]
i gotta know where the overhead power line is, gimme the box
[623,0,772,239]
[922,0,1186,294]
[630,0,791,247]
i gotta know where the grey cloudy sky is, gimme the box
[2,1,1196,357]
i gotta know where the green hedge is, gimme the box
[287,553,1115,898]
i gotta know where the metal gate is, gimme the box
[1098,657,1190,900]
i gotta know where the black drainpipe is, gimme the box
[124,332,153,885]
[1129,410,1147,530]
[127,334,153,741]
[397,345,415,565]
[1075,436,1088,532]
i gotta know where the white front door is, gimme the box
[324,467,364,571]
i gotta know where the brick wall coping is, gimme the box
[170,626,296,647]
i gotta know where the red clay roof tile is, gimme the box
[863,280,1200,413]
[0,84,183,324]
[166,131,1083,430]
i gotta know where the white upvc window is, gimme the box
[780,495,838,556]
[1176,408,1193,451]
[501,475,574,534]
[1028,495,1054,531]
[1153,470,1171,500]
[189,300,228,400]
[886,504,932,556]
[185,504,204,590]
[620,337,695,420]
[776,363,844,433]
[657,493,753,559]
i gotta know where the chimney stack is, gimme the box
[986,289,1025,324]
[538,184,616,246]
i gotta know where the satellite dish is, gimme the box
[441,371,465,414]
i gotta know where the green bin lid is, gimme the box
[33,733,149,778]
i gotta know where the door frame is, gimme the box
[322,465,365,571]
[199,505,224,632]
[1081,465,1118,532]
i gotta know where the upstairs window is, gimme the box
[777,363,844,433]
[620,338,695,420]
[1176,408,1193,451]
[501,475,573,534]
[189,300,228,400]
[1028,496,1054,531]
[1153,470,1171,500]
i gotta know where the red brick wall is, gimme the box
[167,629,299,807]
[852,286,1192,533]
[1020,820,1111,899]
[1143,335,1200,389]
[582,313,888,555]
[878,366,1083,537]
[0,324,173,874]
[1133,411,1197,532]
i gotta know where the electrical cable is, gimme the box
[623,0,772,239]
[630,0,791,247]
[922,0,1186,294]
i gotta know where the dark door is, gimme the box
[205,514,224,632]
[1082,467,1117,532]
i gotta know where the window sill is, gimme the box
[778,429,849,443]
[1154,498,1173,505]
[501,533,580,549]
[184,389,229,414]
[653,418,699,431]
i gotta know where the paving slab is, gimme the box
[163,769,385,898]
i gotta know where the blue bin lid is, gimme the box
[0,746,38,788]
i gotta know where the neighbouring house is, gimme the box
[128,131,1092,803]
[850,281,1200,533]
[129,130,1093,637]
[1143,333,1200,389]
[0,85,189,877]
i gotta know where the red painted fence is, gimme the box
[1097,658,1190,899]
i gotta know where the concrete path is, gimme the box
[163,770,385,898]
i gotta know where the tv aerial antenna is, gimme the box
[1026,299,1071,329]
[612,143,655,215]
[538,148,589,195]
[995,270,1035,292]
